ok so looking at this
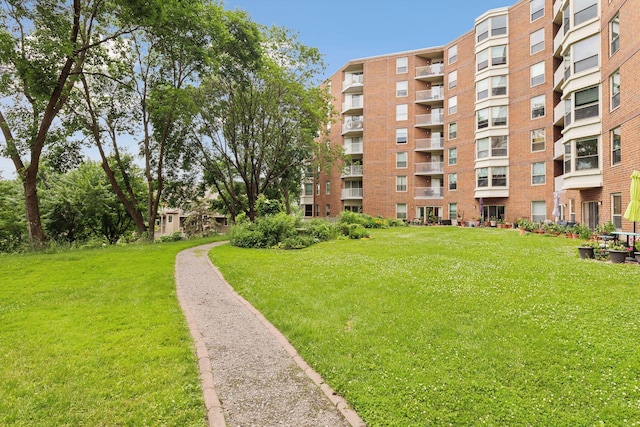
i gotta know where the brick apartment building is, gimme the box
[303,0,640,231]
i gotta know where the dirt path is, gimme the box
[175,242,365,427]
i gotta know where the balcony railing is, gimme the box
[415,88,444,103]
[415,187,444,198]
[341,188,363,199]
[415,162,444,174]
[344,141,363,155]
[415,137,444,151]
[342,75,364,91]
[415,113,444,127]
[415,63,444,79]
[342,165,363,177]
[342,98,363,111]
[342,119,363,133]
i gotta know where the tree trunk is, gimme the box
[23,166,46,248]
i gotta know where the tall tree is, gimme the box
[194,27,333,221]
[0,0,146,247]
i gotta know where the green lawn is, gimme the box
[0,238,225,427]
[210,227,640,426]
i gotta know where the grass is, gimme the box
[0,237,225,426]
[209,227,640,426]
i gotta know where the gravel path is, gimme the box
[175,242,365,427]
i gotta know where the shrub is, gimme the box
[277,235,316,250]
[157,232,182,242]
[305,219,339,242]
[230,212,300,248]
[256,194,284,217]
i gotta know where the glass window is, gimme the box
[530,62,545,86]
[532,162,546,184]
[477,138,489,159]
[315,204,319,216]
[477,168,489,188]
[325,181,331,194]
[304,182,313,196]
[448,45,458,64]
[448,173,457,191]
[448,147,458,165]
[326,204,330,217]
[396,203,407,220]
[491,45,507,66]
[449,203,458,221]
[531,128,545,152]
[477,108,489,129]
[477,49,489,71]
[396,81,408,97]
[396,176,407,192]
[396,152,407,168]
[448,122,457,140]
[611,70,620,110]
[531,95,545,118]
[476,19,489,42]
[396,128,408,144]
[492,106,507,126]
[396,104,408,121]
[564,143,572,174]
[316,183,320,195]
[304,204,313,217]
[574,86,599,120]
[530,28,544,54]
[574,0,597,26]
[531,0,544,21]
[531,201,546,222]
[492,136,508,156]
[612,193,622,229]
[575,137,598,170]
[477,78,489,100]
[611,127,621,165]
[491,15,507,36]
[448,96,457,115]
[492,75,507,96]
[573,34,599,74]
[448,70,457,89]
[396,57,408,73]
[492,167,507,187]
[610,14,620,55]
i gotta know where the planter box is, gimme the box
[608,250,628,264]
[578,246,594,259]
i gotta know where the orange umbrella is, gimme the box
[623,170,640,234]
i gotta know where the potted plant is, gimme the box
[607,241,630,264]
[577,240,599,259]
[595,221,616,236]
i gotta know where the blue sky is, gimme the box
[1,0,514,179]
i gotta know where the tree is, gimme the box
[194,27,332,222]
[0,0,148,247]
[0,177,26,252]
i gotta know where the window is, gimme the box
[168,215,173,223]
[396,176,407,192]
[316,183,320,195]
[304,182,313,196]
[612,193,622,229]
[477,108,489,129]
[492,167,507,187]
[315,204,319,217]
[477,79,489,100]
[448,147,458,165]
[531,95,545,118]
[573,34,599,74]
[476,135,508,158]
[396,57,408,73]
[482,205,506,221]
[325,181,331,195]
[448,70,457,89]
[305,204,313,217]
[326,204,331,217]
[530,28,544,54]
[477,168,489,187]
[574,86,599,120]
[530,62,545,86]
[532,162,546,185]
[492,75,507,96]
[491,45,507,66]
[396,128,408,144]
[396,81,408,97]
[477,49,489,71]
[531,128,545,152]
[448,45,458,64]
[611,70,620,110]
[449,203,458,221]
[531,201,546,223]
[477,138,489,159]
[491,15,507,36]
[611,127,621,165]
[530,0,544,21]
[396,104,408,121]
[396,203,407,220]
[396,152,407,168]
[610,14,620,55]
[346,94,362,110]
[492,106,507,126]
[574,0,597,26]
[575,137,598,170]
[476,20,489,42]
[448,122,457,140]
[564,143,572,173]
[448,173,457,190]
[448,96,457,115]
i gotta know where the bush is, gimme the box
[157,232,182,242]
[305,219,339,242]
[230,212,300,248]
[277,235,316,250]
[346,223,370,239]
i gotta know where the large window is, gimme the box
[477,49,489,71]
[530,0,544,21]
[477,168,489,187]
[612,193,622,229]
[396,203,407,220]
[575,137,598,170]
[304,182,313,196]
[611,127,621,165]
[448,122,457,140]
[396,80,408,97]
[477,106,507,129]
[531,201,546,223]
[574,86,599,121]
[396,152,407,168]
[448,45,458,64]
[530,28,544,54]
[449,203,458,221]
[610,14,620,55]
[448,173,457,190]
[396,176,407,192]
[448,70,457,89]
[396,104,408,121]
[396,57,408,74]
[477,75,507,100]
[477,15,507,41]
[530,62,545,86]
[448,147,458,165]
[483,205,506,221]
[448,96,457,115]
[477,136,508,159]
[611,70,620,110]
[531,95,545,119]
[531,128,545,152]
[477,79,489,100]
[573,34,599,74]
[477,167,507,188]
[532,162,546,185]
[477,45,508,71]
[396,128,408,144]
[574,0,597,26]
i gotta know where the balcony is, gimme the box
[554,135,564,160]
[415,63,444,81]
[415,88,444,105]
[415,187,444,199]
[341,188,363,200]
[342,165,363,178]
[415,162,444,175]
[344,141,363,155]
[554,102,565,126]
[415,113,444,128]
[553,65,564,91]
[342,75,364,93]
[342,118,363,135]
[342,97,363,114]
[415,137,444,151]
